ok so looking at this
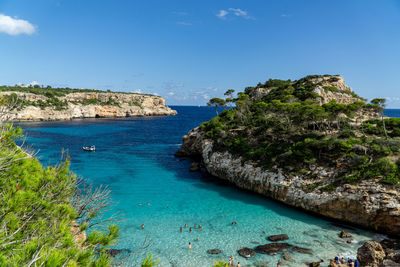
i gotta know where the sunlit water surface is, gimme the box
[20,107,400,266]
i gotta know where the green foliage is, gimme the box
[212,260,229,267]
[0,125,118,266]
[141,254,160,267]
[202,75,400,187]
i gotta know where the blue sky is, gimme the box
[1,0,400,107]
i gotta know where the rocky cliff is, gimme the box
[0,91,177,121]
[176,75,400,237]
[177,127,400,236]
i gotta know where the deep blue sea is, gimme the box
[19,107,400,267]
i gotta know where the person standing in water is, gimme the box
[188,242,192,249]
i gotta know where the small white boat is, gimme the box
[83,145,96,152]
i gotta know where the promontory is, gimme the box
[176,75,400,237]
[0,85,177,121]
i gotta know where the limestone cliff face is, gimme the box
[1,91,177,121]
[177,127,400,237]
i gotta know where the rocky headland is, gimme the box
[0,90,177,121]
[176,75,400,237]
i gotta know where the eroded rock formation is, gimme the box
[1,91,177,121]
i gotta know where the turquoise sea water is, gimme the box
[20,107,400,267]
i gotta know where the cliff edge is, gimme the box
[176,75,400,237]
[0,88,177,121]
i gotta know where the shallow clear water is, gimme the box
[20,106,396,267]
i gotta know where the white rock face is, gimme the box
[0,91,177,121]
[177,128,400,236]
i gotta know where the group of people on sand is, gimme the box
[334,256,359,266]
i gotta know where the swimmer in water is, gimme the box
[189,227,192,232]
[146,201,151,206]
[180,226,183,232]
[188,242,192,249]
[138,203,142,206]
[199,225,203,231]
[194,224,197,228]
[184,224,188,228]
[140,224,144,229]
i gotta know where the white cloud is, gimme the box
[0,14,36,35]
[206,87,218,91]
[385,97,400,102]
[167,91,175,96]
[152,92,159,96]
[281,14,291,18]
[177,22,192,26]
[217,10,229,19]
[217,8,252,20]
[229,8,247,17]
[29,81,39,86]
[202,93,210,100]
[133,89,142,94]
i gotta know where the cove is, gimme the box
[20,106,383,267]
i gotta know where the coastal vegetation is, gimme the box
[200,75,400,189]
[0,96,155,266]
[0,84,153,97]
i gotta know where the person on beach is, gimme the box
[188,242,192,249]
[341,257,346,264]
[334,256,340,264]
[354,260,359,267]
[228,256,233,266]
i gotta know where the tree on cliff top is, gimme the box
[207,97,226,115]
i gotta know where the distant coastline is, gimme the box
[0,86,177,121]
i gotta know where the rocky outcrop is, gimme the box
[357,241,385,267]
[176,127,400,236]
[356,239,400,267]
[237,247,256,258]
[255,243,292,254]
[1,91,177,121]
[268,234,289,242]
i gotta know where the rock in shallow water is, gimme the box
[256,243,292,254]
[207,249,222,255]
[268,234,289,242]
[339,230,352,238]
[237,247,256,258]
[283,252,293,261]
[293,246,313,254]
[189,161,200,172]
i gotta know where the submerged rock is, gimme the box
[283,252,293,261]
[254,262,269,267]
[189,161,200,172]
[256,243,292,255]
[105,249,130,257]
[339,230,352,238]
[237,247,256,258]
[207,249,222,255]
[293,246,313,254]
[268,234,289,242]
